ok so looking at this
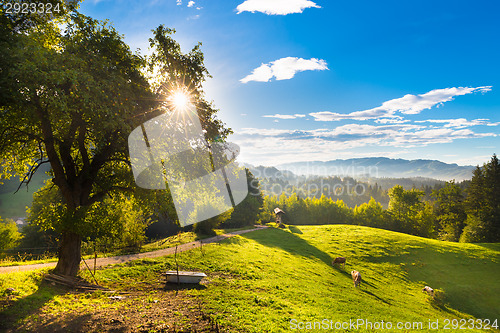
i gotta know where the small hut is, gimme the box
[273,207,285,227]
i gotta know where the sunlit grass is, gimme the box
[87,225,499,332]
[2,225,498,332]
[0,226,255,267]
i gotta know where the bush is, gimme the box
[193,206,231,236]
[0,218,21,251]
[459,215,489,243]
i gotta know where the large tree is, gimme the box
[388,185,433,236]
[0,9,230,275]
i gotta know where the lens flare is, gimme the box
[171,91,190,111]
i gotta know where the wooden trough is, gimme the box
[165,271,207,284]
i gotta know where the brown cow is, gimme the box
[332,257,346,268]
[351,270,362,287]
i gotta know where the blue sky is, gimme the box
[80,0,500,167]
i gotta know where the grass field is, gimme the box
[0,227,255,267]
[1,225,499,332]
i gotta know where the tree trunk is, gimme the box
[53,231,82,276]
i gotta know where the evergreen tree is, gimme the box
[223,169,264,227]
[463,154,500,242]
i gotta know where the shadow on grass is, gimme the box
[473,242,500,253]
[240,227,332,266]
[19,313,94,333]
[361,289,390,305]
[288,225,303,234]
[163,283,207,291]
[0,280,67,332]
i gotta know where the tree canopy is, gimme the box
[0,7,231,275]
[462,154,500,242]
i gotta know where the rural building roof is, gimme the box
[274,208,285,215]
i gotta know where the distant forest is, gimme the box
[256,155,499,243]
[252,166,469,209]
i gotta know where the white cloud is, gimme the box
[232,123,496,165]
[187,1,195,7]
[241,57,328,83]
[415,118,499,128]
[241,63,273,83]
[310,86,492,121]
[263,114,306,120]
[176,0,182,5]
[375,117,410,124]
[236,0,320,15]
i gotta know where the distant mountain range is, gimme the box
[248,157,476,181]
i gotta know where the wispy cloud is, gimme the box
[233,124,497,165]
[176,0,182,5]
[263,114,306,120]
[236,0,320,15]
[310,86,492,121]
[241,57,328,83]
[187,1,195,7]
[415,118,499,128]
[375,117,410,124]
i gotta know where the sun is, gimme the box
[171,90,190,111]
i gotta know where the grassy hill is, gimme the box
[1,225,499,332]
[0,165,50,219]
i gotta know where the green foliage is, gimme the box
[1,8,231,274]
[432,181,467,241]
[84,193,151,251]
[354,197,391,229]
[258,156,500,243]
[17,222,59,255]
[465,154,500,242]
[261,193,353,226]
[0,218,21,251]
[260,185,436,238]
[192,199,232,236]
[258,175,390,208]
[147,25,231,143]
[459,215,488,243]
[388,185,432,236]
[223,169,264,227]
[28,182,151,252]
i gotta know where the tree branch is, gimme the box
[15,160,51,193]
[32,94,73,207]
[78,122,90,169]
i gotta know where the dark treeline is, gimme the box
[258,155,500,243]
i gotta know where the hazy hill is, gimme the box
[0,164,51,219]
[276,157,475,181]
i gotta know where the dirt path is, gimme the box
[0,226,267,274]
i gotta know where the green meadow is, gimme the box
[1,225,499,332]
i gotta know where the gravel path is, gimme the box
[0,226,267,274]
